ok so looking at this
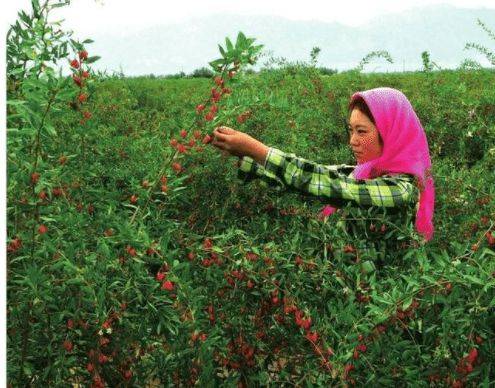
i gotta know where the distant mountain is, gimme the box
[85,4,495,76]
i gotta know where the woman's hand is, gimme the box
[211,126,269,164]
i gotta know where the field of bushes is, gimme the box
[6,1,495,387]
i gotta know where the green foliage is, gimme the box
[355,50,394,72]
[6,2,495,387]
[190,67,214,78]
[310,46,321,66]
[464,19,495,66]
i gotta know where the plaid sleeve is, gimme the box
[237,148,286,190]
[239,147,418,208]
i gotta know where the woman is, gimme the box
[211,87,435,245]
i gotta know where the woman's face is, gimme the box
[348,108,383,164]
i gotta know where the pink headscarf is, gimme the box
[320,87,435,242]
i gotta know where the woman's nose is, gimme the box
[349,134,359,146]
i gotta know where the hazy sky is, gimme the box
[5,0,495,35]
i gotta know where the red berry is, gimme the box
[63,340,73,352]
[228,71,236,78]
[180,129,187,138]
[123,370,132,380]
[210,105,218,114]
[70,59,80,69]
[99,337,110,347]
[98,353,108,364]
[236,114,246,124]
[305,331,318,342]
[196,104,205,113]
[78,93,88,103]
[38,224,48,234]
[161,185,168,193]
[130,194,138,204]
[202,134,212,144]
[177,143,187,154]
[83,111,92,119]
[79,50,88,60]
[172,162,182,173]
[205,112,215,121]
[82,70,90,78]
[301,317,312,330]
[67,319,74,329]
[467,348,478,363]
[246,252,258,261]
[156,272,165,281]
[486,231,495,246]
[126,245,136,257]
[86,362,94,373]
[162,280,174,291]
[31,172,40,184]
[170,138,178,148]
[357,344,367,352]
[72,74,82,86]
[203,238,213,250]
[381,224,387,233]
[214,76,224,86]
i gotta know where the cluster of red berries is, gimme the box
[393,298,420,324]
[70,50,92,124]
[7,237,22,253]
[455,347,479,377]
[194,72,234,124]
[218,334,256,370]
[155,261,175,292]
[236,110,252,124]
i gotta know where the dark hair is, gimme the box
[348,97,375,125]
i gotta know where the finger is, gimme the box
[213,131,228,142]
[217,126,234,135]
[212,138,228,151]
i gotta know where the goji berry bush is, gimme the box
[6,1,495,387]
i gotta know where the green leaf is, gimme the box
[225,37,234,52]
[85,55,101,64]
[82,39,94,44]
[464,275,484,286]
[218,44,226,58]
[50,3,67,9]
[44,123,57,136]
[235,32,246,49]
[402,296,413,310]
[361,260,376,274]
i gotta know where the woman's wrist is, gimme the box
[249,141,269,166]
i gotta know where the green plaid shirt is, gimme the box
[237,147,419,209]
